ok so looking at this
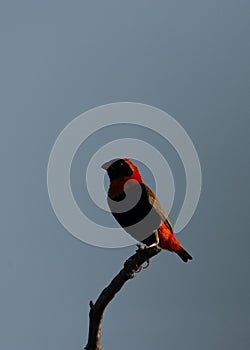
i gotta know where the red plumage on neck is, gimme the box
[108,165,142,198]
[128,167,142,183]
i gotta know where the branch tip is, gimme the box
[136,244,145,251]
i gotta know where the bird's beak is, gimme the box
[101,159,119,170]
[101,160,112,170]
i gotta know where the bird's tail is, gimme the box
[177,248,193,263]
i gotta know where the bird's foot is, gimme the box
[135,265,143,273]
[142,258,150,269]
[146,242,158,248]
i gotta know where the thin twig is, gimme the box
[84,245,161,350]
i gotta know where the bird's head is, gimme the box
[101,158,142,182]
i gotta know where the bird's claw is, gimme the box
[135,258,150,273]
[135,265,143,273]
[142,258,150,269]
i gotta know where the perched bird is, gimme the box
[102,158,192,262]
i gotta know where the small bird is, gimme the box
[102,158,192,262]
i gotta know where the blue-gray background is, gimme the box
[1,1,250,349]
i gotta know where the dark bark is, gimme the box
[84,245,161,350]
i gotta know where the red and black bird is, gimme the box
[102,158,192,262]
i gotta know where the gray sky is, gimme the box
[1,1,250,349]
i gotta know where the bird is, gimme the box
[101,158,192,263]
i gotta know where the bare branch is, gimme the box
[84,245,161,350]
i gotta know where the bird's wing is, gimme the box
[141,182,174,233]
